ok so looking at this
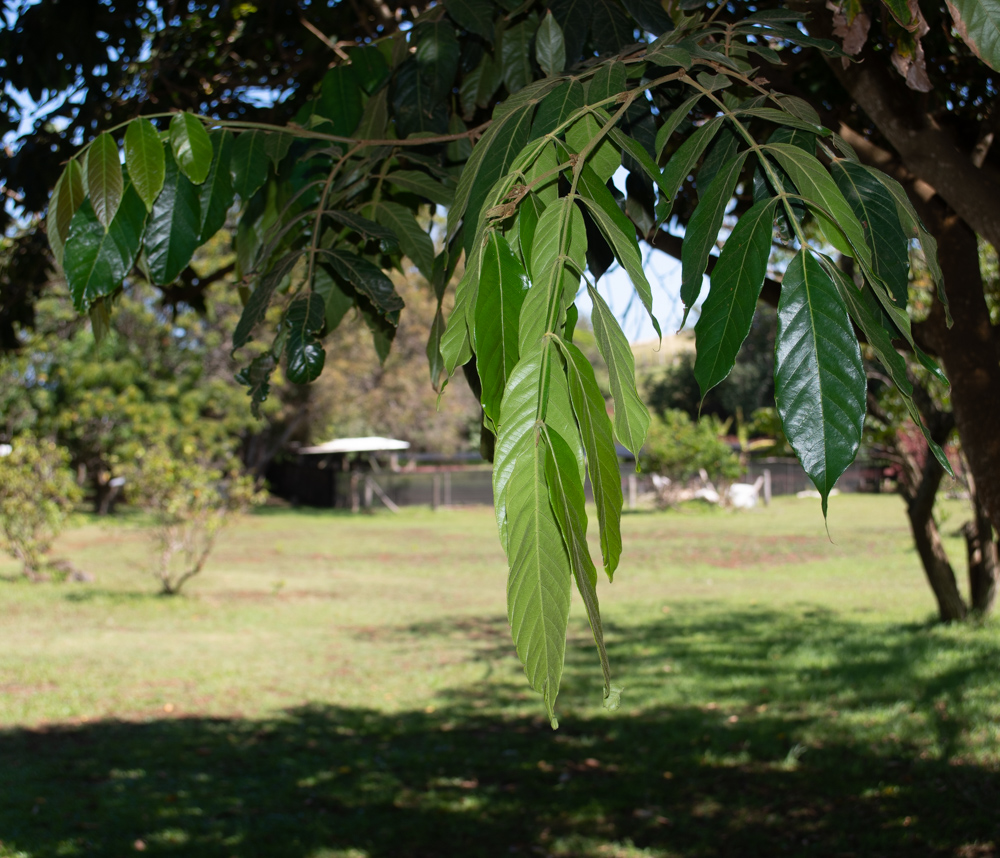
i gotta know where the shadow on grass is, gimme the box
[3,608,1000,858]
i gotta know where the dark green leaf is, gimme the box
[360,299,396,364]
[445,0,495,41]
[774,249,866,516]
[325,210,399,253]
[587,284,650,455]
[476,231,531,425]
[64,183,146,312]
[657,116,723,224]
[146,149,202,285]
[587,61,627,104]
[231,130,270,201]
[536,12,566,77]
[591,0,634,54]
[532,80,586,138]
[830,159,909,308]
[47,159,85,265]
[621,0,674,34]
[736,106,826,134]
[696,124,740,193]
[426,304,447,391]
[549,0,591,61]
[441,263,477,376]
[235,353,277,417]
[349,44,391,93]
[124,117,165,211]
[169,113,212,185]
[321,250,404,323]
[694,197,777,397]
[558,339,623,579]
[285,293,327,385]
[385,170,454,207]
[647,45,693,68]
[654,93,702,160]
[313,264,355,331]
[371,201,435,280]
[316,66,364,136]
[263,132,294,171]
[680,151,750,316]
[501,19,537,93]
[198,130,235,242]
[87,132,123,228]
[232,252,303,350]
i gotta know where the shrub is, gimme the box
[639,410,742,485]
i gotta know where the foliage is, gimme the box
[34,1,980,720]
[0,436,81,579]
[122,441,264,596]
[639,409,742,486]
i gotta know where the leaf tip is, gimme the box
[603,683,624,711]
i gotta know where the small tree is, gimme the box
[125,442,263,596]
[0,437,81,580]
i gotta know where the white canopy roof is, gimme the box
[298,436,410,455]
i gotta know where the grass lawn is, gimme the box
[1,494,998,857]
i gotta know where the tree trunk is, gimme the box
[964,470,999,615]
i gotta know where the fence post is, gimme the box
[444,471,452,506]
[432,473,441,511]
[763,469,772,506]
[628,474,637,510]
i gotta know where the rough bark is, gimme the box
[964,470,999,615]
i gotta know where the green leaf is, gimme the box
[829,159,909,308]
[384,170,454,207]
[576,164,661,338]
[360,299,396,364]
[198,130,235,242]
[501,18,537,93]
[505,425,571,728]
[654,93,702,160]
[621,0,675,33]
[169,113,212,185]
[591,0,633,54]
[680,151,750,317]
[536,12,566,77]
[587,284,650,456]
[231,130,270,201]
[316,66,364,136]
[532,80,586,138]
[549,0,591,61]
[124,118,165,211]
[146,149,202,285]
[694,197,777,397]
[371,201,435,280]
[47,159,85,265]
[349,44,391,93]
[63,183,146,313]
[87,132,124,229]
[325,211,399,253]
[313,264,356,331]
[233,252,303,350]
[947,0,1000,71]
[763,142,870,265]
[426,303,447,391]
[513,191,546,267]
[321,250,404,323]
[285,293,327,385]
[263,132,294,171]
[476,231,531,425]
[441,263,477,376]
[558,339,624,579]
[657,115,723,224]
[774,249,866,516]
[522,197,586,353]
[566,111,621,183]
[445,0,495,41]
[587,61,627,104]
[542,423,614,706]
[735,106,826,134]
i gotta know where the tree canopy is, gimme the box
[7,0,1000,721]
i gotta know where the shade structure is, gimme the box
[297,436,410,455]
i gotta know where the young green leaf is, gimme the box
[198,130,235,242]
[63,183,146,312]
[146,148,202,285]
[774,249,866,517]
[232,130,270,201]
[476,231,530,426]
[505,427,571,729]
[169,113,213,185]
[536,12,567,77]
[694,197,778,398]
[124,117,166,211]
[588,284,650,456]
[558,339,624,579]
[829,159,910,309]
[542,423,614,706]
[680,151,750,319]
[576,164,661,338]
[87,132,124,228]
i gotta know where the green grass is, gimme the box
[1,495,999,857]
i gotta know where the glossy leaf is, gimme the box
[576,165,661,337]
[146,149,201,285]
[536,12,566,77]
[654,93,702,160]
[124,117,165,211]
[680,151,750,317]
[532,80,585,138]
[47,159,85,265]
[313,264,356,331]
[501,19,536,93]
[198,130,235,242]
[445,0,495,41]
[285,293,327,385]
[549,0,593,61]
[774,249,866,516]
[440,264,476,376]
[764,142,870,265]
[371,201,435,280]
[476,231,530,425]
[588,284,650,456]
[830,158,909,308]
[559,339,624,579]
[231,130,270,201]
[325,211,399,254]
[232,252,303,350]
[505,426,571,728]
[694,197,777,397]
[87,132,123,229]
[657,116,723,223]
[321,250,403,324]
[621,0,675,34]
[63,183,146,312]
[169,113,212,184]
[385,170,454,207]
